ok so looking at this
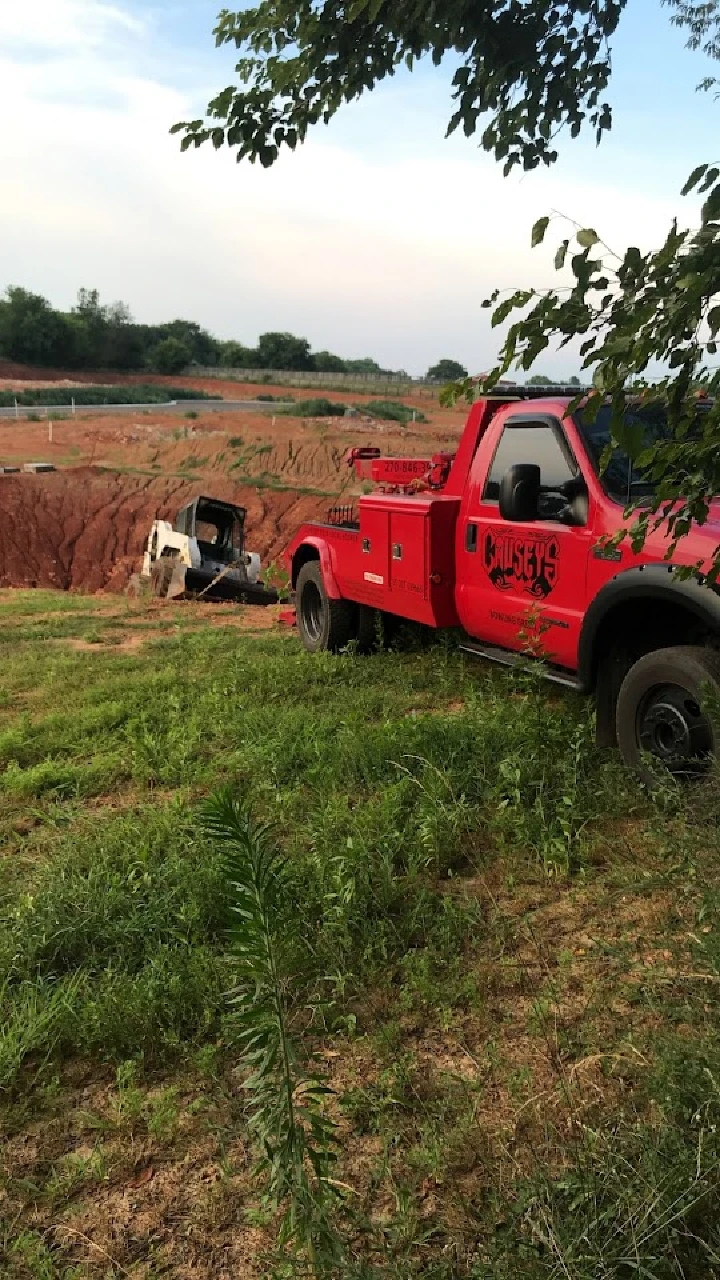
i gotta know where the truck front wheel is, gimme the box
[616,645,720,780]
[296,561,355,653]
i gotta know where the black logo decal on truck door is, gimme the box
[483,530,559,598]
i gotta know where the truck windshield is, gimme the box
[575,403,672,503]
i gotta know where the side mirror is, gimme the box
[499,464,541,522]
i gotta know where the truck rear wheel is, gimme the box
[296,561,355,653]
[151,559,174,600]
[616,645,720,781]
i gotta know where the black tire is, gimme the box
[150,559,174,599]
[296,560,356,653]
[616,645,720,781]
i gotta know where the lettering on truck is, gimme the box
[382,459,429,475]
[484,530,559,599]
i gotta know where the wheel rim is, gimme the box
[637,682,715,774]
[300,580,324,642]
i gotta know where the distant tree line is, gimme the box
[525,374,582,386]
[0,286,422,378]
[0,288,212,375]
[0,285,492,382]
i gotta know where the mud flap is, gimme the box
[595,647,631,749]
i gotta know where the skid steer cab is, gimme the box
[134,495,278,605]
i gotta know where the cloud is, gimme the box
[0,0,694,375]
[0,0,144,50]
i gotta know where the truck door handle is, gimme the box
[466,524,478,553]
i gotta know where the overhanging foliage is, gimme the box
[172,0,625,172]
[460,180,720,570]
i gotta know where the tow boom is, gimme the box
[344,446,455,493]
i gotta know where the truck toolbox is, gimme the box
[354,494,460,627]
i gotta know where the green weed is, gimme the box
[279,398,347,417]
[356,399,428,424]
[202,792,344,1275]
[44,1146,108,1207]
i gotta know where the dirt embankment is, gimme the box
[0,469,331,592]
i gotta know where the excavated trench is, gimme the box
[0,469,330,593]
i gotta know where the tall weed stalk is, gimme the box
[201,791,344,1277]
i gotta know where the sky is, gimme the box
[0,0,717,376]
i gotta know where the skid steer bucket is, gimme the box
[167,562,277,605]
[166,563,190,600]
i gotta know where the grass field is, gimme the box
[1,590,720,1278]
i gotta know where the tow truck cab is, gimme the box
[285,388,720,778]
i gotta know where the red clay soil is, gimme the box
[0,468,330,592]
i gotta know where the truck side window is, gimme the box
[483,423,576,501]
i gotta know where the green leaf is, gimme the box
[698,166,720,193]
[531,216,550,247]
[491,298,517,327]
[576,228,599,248]
[702,184,720,224]
[554,239,569,270]
[681,164,708,195]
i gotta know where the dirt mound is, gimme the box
[0,468,330,592]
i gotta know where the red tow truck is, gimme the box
[284,386,720,777]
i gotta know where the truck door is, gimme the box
[459,414,593,670]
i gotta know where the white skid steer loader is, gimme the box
[129,495,278,605]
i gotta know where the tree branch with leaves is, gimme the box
[458,162,720,572]
[172,0,624,172]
